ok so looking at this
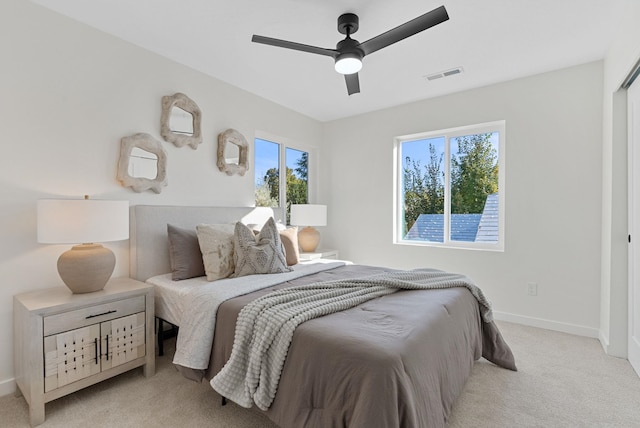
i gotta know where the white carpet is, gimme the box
[2,321,639,427]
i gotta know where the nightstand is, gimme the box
[13,277,155,426]
[299,248,339,261]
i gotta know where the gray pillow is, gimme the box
[232,217,292,278]
[167,224,205,281]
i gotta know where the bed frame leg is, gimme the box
[221,397,227,406]
[156,318,178,357]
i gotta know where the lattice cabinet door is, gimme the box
[44,324,101,392]
[101,312,146,371]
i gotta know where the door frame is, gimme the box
[627,79,640,377]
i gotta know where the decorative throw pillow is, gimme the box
[279,227,300,266]
[167,224,206,281]
[232,217,292,278]
[248,222,299,266]
[196,223,236,281]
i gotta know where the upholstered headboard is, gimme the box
[129,205,281,281]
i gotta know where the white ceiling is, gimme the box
[32,0,629,122]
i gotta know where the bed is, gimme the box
[130,205,516,428]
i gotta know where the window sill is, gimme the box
[394,240,504,252]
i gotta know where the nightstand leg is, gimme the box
[29,399,45,427]
[143,363,153,378]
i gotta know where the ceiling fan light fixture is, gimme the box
[334,53,362,75]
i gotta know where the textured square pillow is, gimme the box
[232,217,292,278]
[196,223,236,281]
[248,222,299,266]
[167,224,206,281]
[279,227,300,266]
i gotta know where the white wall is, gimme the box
[320,62,604,337]
[600,0,640,357]
[0,0,322,395]
[1,0,631,401]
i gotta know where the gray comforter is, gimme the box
[194,264,516,428]
[211,268,507,411]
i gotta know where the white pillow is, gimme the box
[196,223,235,281]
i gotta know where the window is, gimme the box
[255,138,309,223]
[394,121,505,250]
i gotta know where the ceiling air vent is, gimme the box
[425,67,464,81]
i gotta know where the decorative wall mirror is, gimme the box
[217,129,249,176]
[117,133,168,193]
[160,92,202,149]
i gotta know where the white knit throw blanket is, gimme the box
[210,268,493,410]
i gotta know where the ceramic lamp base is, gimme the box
[57,243,115,293]
[298,226,321,252]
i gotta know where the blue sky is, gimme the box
[254,138,307,186]
[255,138,279,185]
[401,136,446,171]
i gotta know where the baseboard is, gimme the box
[493,311,599,338]
[0,377,16,398]
[598,330,611,353]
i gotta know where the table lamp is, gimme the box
[290,204,327,252]
[37,196,129,293]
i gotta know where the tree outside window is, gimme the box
[255,139,309,224]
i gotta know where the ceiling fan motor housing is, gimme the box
[336,37,364,58]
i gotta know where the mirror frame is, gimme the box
[117,133,168,193]
[217,128,249,176]
[160,92,202,149]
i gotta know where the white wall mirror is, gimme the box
[160,92,202,149]
[117,133,168,193]
[169,107,194,136]
[129,147,158,179]
[224,141,240,164]
[217,128,249,176]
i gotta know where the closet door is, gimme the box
[628,80,640,377]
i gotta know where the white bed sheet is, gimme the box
[146,259,349,327]
[147,274,210,326]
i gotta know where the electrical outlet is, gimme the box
[527,282,538,296]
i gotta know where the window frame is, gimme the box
[393,120,506,251]
[254,131,316,223]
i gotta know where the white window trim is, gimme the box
[393,120,506,251]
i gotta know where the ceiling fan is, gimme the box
[252,5,449,96]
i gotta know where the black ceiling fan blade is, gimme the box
[252,35,338,58]
[345,73,360,95]
[359,5,449,56]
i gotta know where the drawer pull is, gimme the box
[85,310,117,319]
[94,338,98,365]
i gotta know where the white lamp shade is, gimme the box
[38,199,129,244]
[290,204,327,227]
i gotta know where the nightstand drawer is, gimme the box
[44,295,145,336]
